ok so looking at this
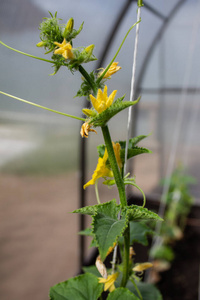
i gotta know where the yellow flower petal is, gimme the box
[133,262,153,272]
[54,38,74,59]
[80,122,97,138]
[83,148,113,189]
[99,62,121,79]
[112,142,122,169]
[89,86,117,114]
[98,273,119,292]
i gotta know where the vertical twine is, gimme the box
[124,7,141,175]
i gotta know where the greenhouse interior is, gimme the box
[0,0,199,299]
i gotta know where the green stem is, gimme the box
[95,180,101,204]
[121,224,130,287]
[101,125,130,287]
[0,91,85,121]
[78,65,97,95]
[130,277,143,300]
[0,41,54,64]
[101,125,126,208]
[96,20,141,84]
[125,180,146,207]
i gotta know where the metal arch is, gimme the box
[127,0,187,178]
[78,0,187,270]
[136,0,188,91]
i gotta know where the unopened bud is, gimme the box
[36,41,45,47]
[85,44,95,56]
[66,18,74,32]
[82,108,97,117]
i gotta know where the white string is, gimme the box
[124,7,141,175]
[112,5,142,274]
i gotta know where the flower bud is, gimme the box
[36,41,45,47]
[85,44,95,56]
[66,18,74,32]
[82,108,97,117]
[63,18,74,37]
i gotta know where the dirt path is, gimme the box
[0,174,80,300]
[0,172,119,300]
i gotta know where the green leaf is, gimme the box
[89,96,140,127]
[107,287,140,300]
[123,205,163,222]
[118,222,154,246]
[127,281,163,300]
[79,227,93,236]
[82,265,101,277]
[120,146,151,164]
[91,200,127,261]
[129,222,154,246]
[97,144,106,158]
[119,135,149,149]
[49,273,103,300]
[72,199,118,216]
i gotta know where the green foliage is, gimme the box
[92,202,128,261]
[150,166,196,267]
[150,244,175,262]
[129,222,154,246]
[89,96,140,127]
[122,205,163,222]
[97,135,151,170]
[119,135,151,164]
[126,281,163,300]
[107,288,140,300]
[72,199,120,216]
[76,72,105,99]
[38,12,63,53]
[49,273,103,300]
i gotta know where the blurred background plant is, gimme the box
[149,165,196,279]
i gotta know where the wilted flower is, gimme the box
[80,122,97,138]
[99,62,121,79]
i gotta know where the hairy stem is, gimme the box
[101,125,130,287]
[78,65,97,95]
[121,224,130,287]
[101,125,126,208]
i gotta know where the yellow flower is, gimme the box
[80,122,97,138]
[112,142,122,169]
[99,272,119,292]
[54,38,74,59]
[89,86,117,114]
[84,148,113,189]
[133,262,153,272]
[99,62,121,79]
